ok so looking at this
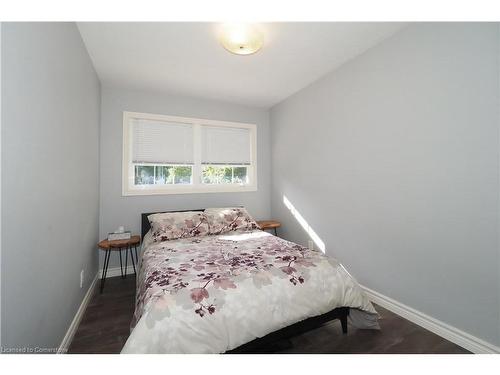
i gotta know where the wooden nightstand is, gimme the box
[98,235,140,293]
[257,220,281,236]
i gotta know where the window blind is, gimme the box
[132,119,194,165]
[201,126,251,165]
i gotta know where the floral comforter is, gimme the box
[121,230,378,353]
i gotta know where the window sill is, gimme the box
[122,185,258,196]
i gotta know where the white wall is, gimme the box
[99,86,271,270]
[270,23,500,346]
[0,21,3,348]
[1,23,100,350]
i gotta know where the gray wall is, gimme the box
[0,21,3,348]
[99,86,270,269]
[1,23,100,349]
[270,23,500,346]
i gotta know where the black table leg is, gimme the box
[119,247,124,278]
[124,246,128,278]
[100,249,111,293]
[134,245,139,264]
[273,228,278,236]
[129,245,137,275]
[340,307,349,334]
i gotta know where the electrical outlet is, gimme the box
[308,240,314,251]
[80,269,84,288]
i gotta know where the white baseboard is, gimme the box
[361,285,500,354]
[57,267,133,354]
[57,274,98,354]
[98,265,136,279]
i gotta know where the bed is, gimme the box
[121,208,378,354]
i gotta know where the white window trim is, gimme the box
[122,111,258,196]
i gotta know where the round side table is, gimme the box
[98,235,140,293]
[257,220,281,236]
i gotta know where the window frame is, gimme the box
[122,111,257,196]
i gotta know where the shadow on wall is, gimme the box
[283,195,325,253]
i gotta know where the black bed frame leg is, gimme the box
[340,307,349,334]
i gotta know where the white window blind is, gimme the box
[201,126,251,165]
[132,119,194,165]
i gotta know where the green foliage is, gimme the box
[134,164,247,185]
[169,166,192,184]
[202,166,247,184]
[134,165,192,185]
[203,166,230,184]
[233,167,247,183]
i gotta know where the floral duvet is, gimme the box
[121,229,378,353]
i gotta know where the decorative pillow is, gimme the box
[148,211,209,242]
[204,207,259,235]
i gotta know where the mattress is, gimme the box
[121,229,378,353]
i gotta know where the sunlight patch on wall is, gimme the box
[283,195,326,253]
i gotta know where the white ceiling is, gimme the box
[78,22,406,108]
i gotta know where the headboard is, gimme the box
[141,209,205,240]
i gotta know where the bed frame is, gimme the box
[140,209,349,353]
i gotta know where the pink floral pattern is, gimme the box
[204,207,260,235]
[132,230,321,326]
[148,208,260,243]
[149,212,209,242]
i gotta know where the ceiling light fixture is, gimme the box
[218,23,264,55]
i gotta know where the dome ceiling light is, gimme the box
[218,23,264,55]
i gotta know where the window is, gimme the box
[123,112,257,195]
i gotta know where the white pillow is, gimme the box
[148,211,209,242]
[203,207,259,235]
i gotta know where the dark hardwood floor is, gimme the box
[68,275,470,354]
